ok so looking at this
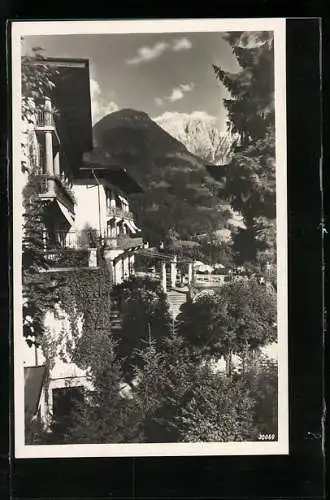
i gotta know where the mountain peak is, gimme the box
[97,108,150,126]
[93,107,195,164]
[155,112,233,165]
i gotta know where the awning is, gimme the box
[56,200,75,226]
[130,220,141,232]
[123,219,137,234]
[118,193,128,206]
[108,216,122,224]
[24,365,47,420]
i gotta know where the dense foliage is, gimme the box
[57,331,278,444]
[213,31,276,272]
[50,266,113,370]
[177,278,277,375]
[63,337,144,444]
[22,48,59,122]
[112,276,172,381]
[22,172,59,346]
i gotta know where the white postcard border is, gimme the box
[11,17,288,458]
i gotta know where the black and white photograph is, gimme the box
[11,19,288,458]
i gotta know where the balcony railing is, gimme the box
[106,206,135,220]
[103,235,144,251]
[194,274,226,287]
[44,230,144,252]
[35,109,55,128]
[36,174,75,209]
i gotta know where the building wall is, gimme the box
[72,181,106,234]
[72,179,132,237]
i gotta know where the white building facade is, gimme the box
[22,57,144,431]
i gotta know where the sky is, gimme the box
[22,32,241,131]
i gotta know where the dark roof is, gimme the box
[26,57,93,173]
[24,365,47,420]
[80,148,144,194]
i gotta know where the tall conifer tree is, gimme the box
[213,31,276,273]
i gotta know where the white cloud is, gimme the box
[126,42,169,65]
[179,82,194,92]
[90,78,119,125]
[169,87,184,102]
[154,97,164,106]
[172,38,192,51]
[126,37,192,65]
[167,82,195,102]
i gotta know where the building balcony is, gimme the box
[43,230,144,270]
[43,230,100,269]
[35,109,55,130]
[106,206,135,221]
[102,235,144,251]
[36,174,75,214]
[45,230,143,253]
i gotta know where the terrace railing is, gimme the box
[103,235,144,250]
[106,206,135,220]
[35,174,75,209]
[194,274,226,287]
[44,230,144,252]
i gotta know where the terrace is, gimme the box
[36,174,75,214]
[106,206,135,221]
[44,229,144,254]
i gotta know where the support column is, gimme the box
[187,262,193,285]
[123,255,129,280]
[114,259,122,284]
[44,98,54,177]
[170,255,177,289]
[45,130,53,176]
[53,149,60,177]
[161,261,167,293]
[88,248,97,268]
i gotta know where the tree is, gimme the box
[132,333,258,442]
[243,353,278,436]
[113,276,172,381]
[132,333,198,442]
[213,31,276,272]
[177,278,277,376]
[63,330,277,444]
[173,370,257,442]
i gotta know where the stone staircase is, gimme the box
[109,281,188,335]
[166,290,188,319]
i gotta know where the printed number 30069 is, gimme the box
[258,433,276,440]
